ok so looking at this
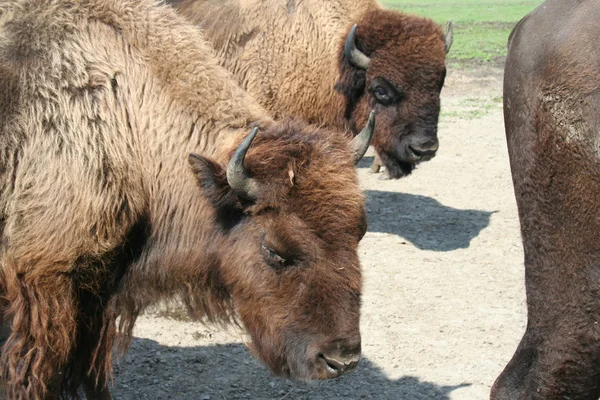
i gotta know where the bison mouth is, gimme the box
[244,331,360,380]
[376,142,439,179]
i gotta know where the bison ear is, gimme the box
[188,153,245,214]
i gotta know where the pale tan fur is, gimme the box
[171,0,381,129]
[0,0,268,396]
[0,1,366,398]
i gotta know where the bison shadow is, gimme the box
[357,155,376,169]
[110,337,470,400]
[365,190,495,252]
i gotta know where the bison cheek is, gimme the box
[232,292,296,372]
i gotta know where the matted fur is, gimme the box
[0,0,366,398]
[169,0,449,178]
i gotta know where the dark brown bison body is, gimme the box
[492,1,600,398]
[169,0,452,179]
[0,0,373,398]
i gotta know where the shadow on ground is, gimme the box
[357,155,376,170]
[365,190,495,251]
[111,338,469,400]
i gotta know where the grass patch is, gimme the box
[441,96,503,120]
[381,0,543,67]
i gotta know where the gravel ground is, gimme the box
[109,66,527,400]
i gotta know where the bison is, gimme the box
[492,0,600,398]
[0,0,376,398]
[168,0,453,179]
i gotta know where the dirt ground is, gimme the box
[111,66,527,400]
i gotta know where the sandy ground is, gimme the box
[111,66,527,400]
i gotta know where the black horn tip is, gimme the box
[242,127,260,151]
[346,24,359,45]
[230,127,259,168]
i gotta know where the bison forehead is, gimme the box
[289,187,366,243]
[368,38,446,89]
[355,9,447,82]
[356,9,445,51]
[249,173,365,245]
[369,56,445,95]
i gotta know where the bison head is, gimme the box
[336,10,452,179]
[187,115,374,380]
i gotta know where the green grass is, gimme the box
[381,0,543,66]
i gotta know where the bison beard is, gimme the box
[377,150,415,178]
[0,0,372,398]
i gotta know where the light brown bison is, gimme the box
[168,0,452,179]
[492,0,600,398]
[0,0,376,398]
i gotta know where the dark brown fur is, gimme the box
[337,9,447,178]
[492,0,600,398]
[0,0,366,398]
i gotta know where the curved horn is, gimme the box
[226,127,260,200]
[345,24,371,69]
[352,111,376,164]
[444,21,454,54]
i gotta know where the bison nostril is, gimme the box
[318,353,343,377]
[317,337,361,378]
[318,351,360,378]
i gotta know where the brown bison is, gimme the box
[0,0,376,398]
[168,0,453,179]
[492,0,600,398]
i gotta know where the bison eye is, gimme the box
[261,243,288,269]
[374,87,389,101]
[369,79,403,106]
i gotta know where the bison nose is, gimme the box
[318,338,361,378]
[408,139,439,160]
